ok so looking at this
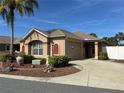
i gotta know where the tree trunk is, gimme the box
[10,26,14,54]
[10,15,14,55]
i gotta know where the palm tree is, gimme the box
[89,33,97,37]
[115,32,124,45]
[102,37,118,46]
[0,0,39,54]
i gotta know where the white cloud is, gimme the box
[36,19,60,24]
[68,19,107,27]
[15,24,30,28]
[57,0,105,15]
[12,18,60,29]
[84,19,107,25]
[75,0,104,8]
[22,17,60,25]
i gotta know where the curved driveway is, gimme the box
[48,59,124,91]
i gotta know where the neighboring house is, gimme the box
[0,36,21,52]
[20,28,101,60]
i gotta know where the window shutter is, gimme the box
[53,44,59,54]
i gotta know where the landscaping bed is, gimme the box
[0,54,80,77]
[0,63,80,77]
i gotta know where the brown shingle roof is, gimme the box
[48,29,81,40]
[0,36,10,44]
[0,36,21,44]
[14,37,22,44]
[22,28,101,41]
[73,32,100,41]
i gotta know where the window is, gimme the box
[6,45,10,51]
[52,44,59,54]
[22,46,25,53]
[31,41,43,55]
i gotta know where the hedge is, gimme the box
[48,56,71,67]
[98,52,109,60]
[0,52,14,62]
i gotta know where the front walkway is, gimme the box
[0,59,124,91]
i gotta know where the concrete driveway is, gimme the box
[75,59,124,90]
[48,59,124,91]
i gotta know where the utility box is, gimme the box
[32,60,41,65]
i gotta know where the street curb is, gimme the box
[0,74,51,82]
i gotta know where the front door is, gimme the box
[84,43,95,58]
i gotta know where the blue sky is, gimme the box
[0,0,124,38]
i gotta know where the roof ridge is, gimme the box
[0,35,10,37]
[0,35,22,38]
[74,31,94,37]
[73,32,100,40]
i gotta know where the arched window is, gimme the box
[52,44,59,54]
[22,45,25,53]
[31,41,43,55]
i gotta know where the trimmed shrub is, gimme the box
[48,56,71,67]
[0,52,14,62]
[39,58,46,64]
[98,52,108,60]
[23,55,34,64]
[15,52,25,57]
[0,52,7,62]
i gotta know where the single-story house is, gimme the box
[20,28,101,60]
[0,36,21,52]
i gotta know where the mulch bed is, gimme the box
[0,63,80,77]
[114,60,124,64]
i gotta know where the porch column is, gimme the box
[25,44,29,55]
[94,42,99,59]
[50,42,53,56]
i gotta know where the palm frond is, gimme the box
[0,8,10,24]
[15,0,38,16]
[23,6,34,16]
[6,12,10,24]
[30,0,39,9]
[0,4,4,13]
[16,5,23,16]
[1,0,9,6]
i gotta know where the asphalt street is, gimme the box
[0,78,123,93]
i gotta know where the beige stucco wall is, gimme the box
[65,38,84,60]
[51,38,65,56]
[24,31,48,44]
[20,31,49,58]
